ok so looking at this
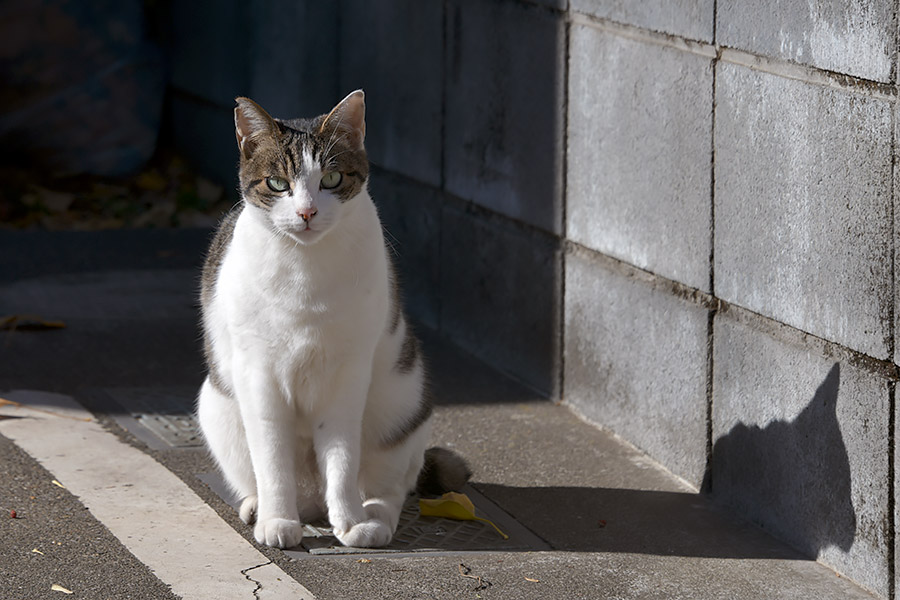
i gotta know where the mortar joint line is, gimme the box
[706,0,718,490]
[889,93,897,366]
[704,306,716,494]
[709,35,719,299]
[436,0,449,337]
[887,79,897,600]
[889,380,896,600]
[557,14,572,402]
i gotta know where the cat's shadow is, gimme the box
[474,362,855,560]
[701,362,856,557]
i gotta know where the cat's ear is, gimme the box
[234,97,276,159]
[320,90,366,149]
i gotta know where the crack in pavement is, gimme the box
[241,560,272,599]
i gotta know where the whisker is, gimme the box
[322,133,353,167]
[382,225,401,257]
[322,110,348,162]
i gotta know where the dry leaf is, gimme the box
[0,315,66,331]
[0,398,91,423]
[419,492,508,539]
[51,480,66,489]
[524,577,540,583]
[135,170,168,192]
[51,584,73,594]
[32,549,44,555]
[356,558,371,563]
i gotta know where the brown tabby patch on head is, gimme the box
[234,96,369,210]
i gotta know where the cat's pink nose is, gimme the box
[297,207,318,222]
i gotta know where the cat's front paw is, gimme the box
[239,495,258,525]
[254,518,304,549]
[334,519,393,548]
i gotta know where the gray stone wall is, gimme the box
[165,1,897,596]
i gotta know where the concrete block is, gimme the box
[717,1,895,83]
[368,169,442,329]
[339,1,443,186]
[444,0,565,234]
[712,311,890,598]
[440,205,561,396]
[563,247,709,486]
[168,0,250,105]
[168,94,239,197]
[248,1,339,120]
[567,24,713,292]
[714,63,893,359]
[572,0,715,42]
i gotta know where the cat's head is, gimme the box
[233,91,369,245]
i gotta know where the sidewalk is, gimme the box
[0,229,877,599]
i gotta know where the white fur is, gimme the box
[198,183,430,549]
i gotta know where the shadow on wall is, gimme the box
[702,363,856,556]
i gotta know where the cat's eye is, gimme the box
[266,176,290,192]
[320,171,343,190]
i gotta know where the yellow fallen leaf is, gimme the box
[31,548,44,555]
[419,492,508,539]
[524,577,540,583]
[51,480,66,489]
[51,584,73,594]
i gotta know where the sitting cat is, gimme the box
[197,90,469,549]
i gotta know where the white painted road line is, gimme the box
[0,390,315,600]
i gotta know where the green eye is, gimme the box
[320,171,343,190]
[266,176,290,192]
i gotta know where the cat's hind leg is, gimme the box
[342,425,430,548]
[196,378,258,524]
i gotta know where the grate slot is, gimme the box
[102,387,202,448]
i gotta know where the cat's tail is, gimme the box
[416,447,472,496]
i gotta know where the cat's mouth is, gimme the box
[282,223,324,244]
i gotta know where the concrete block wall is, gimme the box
[561,4,897,598]
[164,1,898,596]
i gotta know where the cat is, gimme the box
[196,90,470,549]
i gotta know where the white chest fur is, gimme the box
[206,193,389,411]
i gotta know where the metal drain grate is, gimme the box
[101,387,202,449]
[198,472,549,556]
[295,493,530,555]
